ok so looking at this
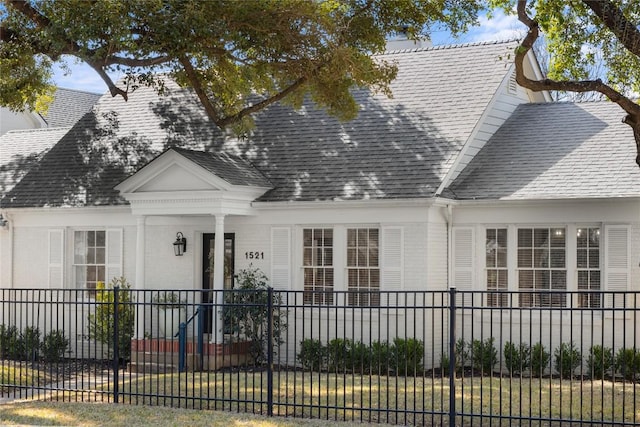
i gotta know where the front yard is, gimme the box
[6,369,632,426]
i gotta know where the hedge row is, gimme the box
[442,338,640,380]
[297,338,424,375]
[0,325,70,362]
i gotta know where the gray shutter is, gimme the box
[381,226,403,305]
[48,229,65,288]
[604,225,629,308]
[106,228,123,284]
[452,226,474,306]
[271,227,291,290]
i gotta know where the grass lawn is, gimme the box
[0,401,378,427]
[3,370,639,425]
[1,365,51,390]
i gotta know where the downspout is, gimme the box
[445,204,453,289]
[1,211,14,288]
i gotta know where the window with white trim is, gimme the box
[74,230,106,295]
[577,227,601,308]
[517,227,566,307]
[347,228,380,306]
[486,228,508,306]
[303,228,334,305]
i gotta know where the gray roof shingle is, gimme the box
[41,88,101,128]
[171,148,271,187]
[447,101,640,200]
[1,41,516,208]
[0,127,70,196]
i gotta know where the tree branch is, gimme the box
[515,0,640,165]
[85,60,128,100]
[216,74,309,127]
[7,0,51,28]
[582,0,640,58]
[178,55,223,124]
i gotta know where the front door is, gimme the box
[202,233,235,334]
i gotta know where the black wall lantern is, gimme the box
[173,232,187,256]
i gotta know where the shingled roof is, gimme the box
[162,147,271,188]
[0,127,70,196]
[447,101,640,200]
[41,88,101,128]
[1,41,516,208]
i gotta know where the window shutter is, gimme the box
[48,229,65,288]
[382,227,403,305]
[452,226,474,306]
[271,227,290,290]
[106,228,123,284]
[604,225,630,308]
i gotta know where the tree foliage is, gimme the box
[490,0,640,165]
[0,0,482,131]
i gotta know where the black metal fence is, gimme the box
[1,287,639,426]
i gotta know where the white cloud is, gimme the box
[430,10,525,45]
[471,11,526,42]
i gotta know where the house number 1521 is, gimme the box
[245,251,264,260]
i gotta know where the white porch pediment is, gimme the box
[115,149,271,216]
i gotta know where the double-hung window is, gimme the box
[74,230,106,295]
[517,228,566,307]
[347,228,380,306]
[486,228,508,306]
[577,227,601,308]
[303,228,334,305]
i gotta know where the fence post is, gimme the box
[197,304,204,371]
[113,286,120,404]
[266,287,274,416]
[448,286,456,427]
[178,322,187,372]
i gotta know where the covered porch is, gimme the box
[115,148,271,367]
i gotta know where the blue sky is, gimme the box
[52,11,524,94]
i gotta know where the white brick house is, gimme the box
[1,40,639,356]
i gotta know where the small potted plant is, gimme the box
[153,292,186,338]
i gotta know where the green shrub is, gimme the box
[41,330,70,362]
[615,348,640,381]
[347,340,371,374]
[587,345,613,379]
[327,338,350,372]
[0,325,20,360]
[553,342,582,379]
[87,277,135,362]
[19,326,41,361]
[440,353,451,376]
[530,342,550,377]
[224,267,287,365]
[455,338,470,374]
[470,337,497,375]
[370,341,392,375]
[440,338,469,377]
[391,338,424,375]
[297,339,326,371]
[503,341,531,375]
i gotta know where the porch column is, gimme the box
[135,215,146,339]
[212,214,226,344]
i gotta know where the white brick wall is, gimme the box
[12,227,49,287]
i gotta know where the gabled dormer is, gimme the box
[115,148,272,216]
[436,48,551,194]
